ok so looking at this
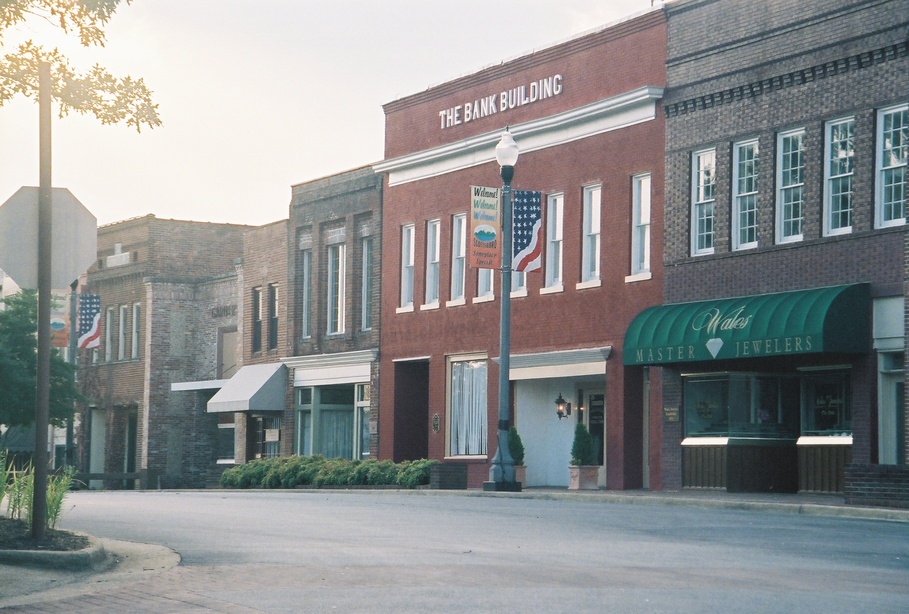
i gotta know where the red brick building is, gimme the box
[81,215,248,488]
[375,9,667,488]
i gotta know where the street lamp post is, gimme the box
[485,129,521,492]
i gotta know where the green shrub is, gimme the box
[218,456,439,489]
[508,426,525,465]
[396,459,438,488]
[570,423,597,466]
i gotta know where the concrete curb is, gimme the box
[0,533,109,571]
[396,487,909,522]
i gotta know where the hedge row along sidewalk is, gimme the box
[220,456,439,489]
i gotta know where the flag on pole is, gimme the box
[512,190,543,272]
[78,294,101,349]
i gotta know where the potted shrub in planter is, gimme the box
[569,422,599,490]
[508,426,526,487]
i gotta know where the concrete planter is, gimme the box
[569,465,599,490]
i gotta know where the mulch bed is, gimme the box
[0,517,89,552]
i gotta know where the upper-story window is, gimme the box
[476,267,494,302]
[360,237,373,331]
[544,193,563,290]
[399,224,415,310]
[424,219,440,307]
[824,118,855,236]
[300,249,312,338]
[327,245,345,334]
[251,287,262,353]
[691,149,716,256]
[450,214,466,304]
[777,129,806,243]
[117,305,127,361]
[630,173,651,276]
[732,140,759,250]
[876,103,907,229]
[511,270,526,296]
[580,185,601,285]
[104,306,114,361]
[131,302,140,359]
[267,283,279,349]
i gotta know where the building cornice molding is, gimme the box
[375,86,664,187]
[664,41,908,118]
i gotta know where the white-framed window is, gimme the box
[267,283,279,350]
[399,224,415,310]
[511,270,526,296]
[424,219,440,307]
[580,184,601,285]
[876,103,907,229]
[825,117,855,236]
[300,249,312,338]
[251,287,262,353]
[631,173,651,275]
[104,306,114,362]
[117,304,127,361]
[732,140,759,250]
[131,303,140,359]
[447,355,488,457]
[475,267,494,302]
[295,384,368,460]
[449,214,466,304]
[544,193,563,290]
[360,237,373,331]
[777,129,805,243]
[327,244,345,334]
[691,149,716,255]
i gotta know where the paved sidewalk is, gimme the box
[0,488,906,607]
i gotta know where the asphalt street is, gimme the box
[1,490,908,612]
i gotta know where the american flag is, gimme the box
[512,190,542,272]
[78,294,101,349]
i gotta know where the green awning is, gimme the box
[623,284,870,365]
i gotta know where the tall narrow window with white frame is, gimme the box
[118,305,127,361]
[449,214,466,304]
[424,219,440,307]
[104,306,114,362]
[876,103,907,229]
[732,140,759,250]
[300,249,312,338]
[580,184,601,286]
[691,148,715,255]
[399,224,415,310]
[361,237,373,331]
[825,118,855,236]
[630,173,651,277]
[544,193,563,290]
[327,244,345,334]
[448,356,488,456]
[777,129,805,243]
[131,302,140,359]
[476,267,494,302]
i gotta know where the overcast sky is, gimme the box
[1,0,656,228]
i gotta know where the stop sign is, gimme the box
[0,186,97,289]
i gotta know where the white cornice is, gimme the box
[375,86,663,187]
[281,349,378,370]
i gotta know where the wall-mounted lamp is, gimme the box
[555,393,572,420]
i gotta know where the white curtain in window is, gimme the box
[450,360,487,455]
[321,409,354,459]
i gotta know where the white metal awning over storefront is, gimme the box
[206,363,287,413]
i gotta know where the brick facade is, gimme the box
[284,167,383,459]
[80,215,248,488]
[657,0,908,494]
[377,10,667,488]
